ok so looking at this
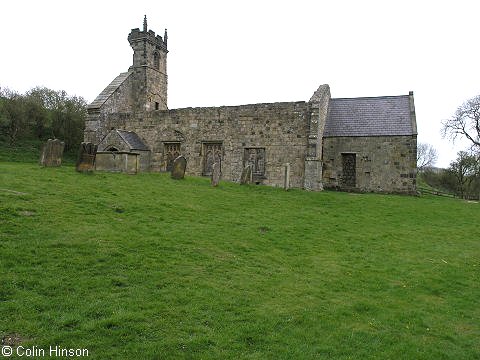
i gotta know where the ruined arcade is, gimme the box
[84,17,417,193]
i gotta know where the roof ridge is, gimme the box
[331,94,410,101]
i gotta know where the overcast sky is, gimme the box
[1,0,479,167]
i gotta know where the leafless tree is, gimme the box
[417,142,438,170]
[442,95,480,151]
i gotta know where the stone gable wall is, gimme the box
[97,131,127,151]
[304,84,331,190]
[84,75,134,145]
[322,135,417,193]
[100,75,134,115]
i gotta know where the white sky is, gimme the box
[1,0,479,167]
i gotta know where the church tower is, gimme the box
[128,16,168,111]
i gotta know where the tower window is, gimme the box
[155,102,159,110]
[153,52,160,70]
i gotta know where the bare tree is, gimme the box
[417,143,438,170]
[442,95,480,151]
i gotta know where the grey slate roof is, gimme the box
[88,71,132,109]
[116,130,149,151]
[324,95,416,137]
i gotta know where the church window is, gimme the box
[106,146,119,152]
[244,148,265,177]
[153,52,160,70]
[202,142,222,176]
[155,102,160,110]
[164,142,181,172]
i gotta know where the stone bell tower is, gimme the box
[128,15,168,111]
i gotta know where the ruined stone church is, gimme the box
[84,17,417,193]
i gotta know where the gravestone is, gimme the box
[211,162,221,187]
[76,142,98,172]
[40,139,65,167]
[171,155,187,179]
[240,165,253,185]
[283,163,291,190]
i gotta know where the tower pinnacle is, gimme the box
[128,17,168,111]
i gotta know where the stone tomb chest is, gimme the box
[95,151,139,174]
[96,129,151,172]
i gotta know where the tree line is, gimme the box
[419,94,480,199]
[420,156,480,200]
[0,86,87,151]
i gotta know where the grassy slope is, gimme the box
[0,139,77,164]
[0,162,479,359]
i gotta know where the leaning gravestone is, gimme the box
[171,155,187,180]
[211,162,221,187]
[40,139,65,167]
[76,142,98,172]
[240,164,253,185]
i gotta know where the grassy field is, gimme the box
[0,161,479,359]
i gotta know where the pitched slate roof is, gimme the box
[88,71,132,110]
[324,95,416,137]
[116,130,149,151]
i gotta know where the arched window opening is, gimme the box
[106,146,119,152]
[153,52,160,70]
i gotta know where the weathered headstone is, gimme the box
[40,139,65,167]
[171,155,187,179]
[211,162,221,187]
[240,165,253,185]
[283,163,291,190]
[76,142,98,172]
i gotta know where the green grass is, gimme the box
[0,162,479,359]
[0,139,77,164]
[417,173,455,198]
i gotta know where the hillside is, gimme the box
[0,162,479,359]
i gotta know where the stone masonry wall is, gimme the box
[98,102,311,188]
[99,75,134,115]
[304,85,331,191]
[84,66,167,144]
[84,74,134,145]
[97,131,128,152]
[322,135,417,193]
[95,131,150,172]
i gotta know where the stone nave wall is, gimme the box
[89,101,312,188]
